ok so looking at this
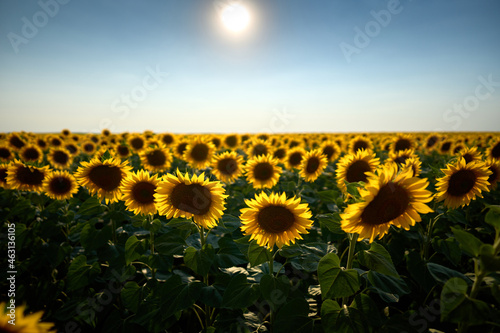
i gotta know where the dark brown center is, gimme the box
[53,151,69,165]
[22,148,40,161]
[440,142,451,153]
[16,166,44,185]
[346,160,371,183]
[322,146,335,160]
[252,144,268,157]
[177,142,188,155]
[88,165,122,191]
[394,139,411,152]
[65,144,78,154]
[83,143,94,152]
[254,163,274,181]
[146,150,167,166]
[162,134,174,145]
[488,166,498,185]
[170,183,212,215]
[492,142,500,158]
[447,169,476,197]
[273,148,286,159]
[49,176,73,194]
[463,153,473,164]
[132,181,156,204]
[360,182,410,225]
[9,136,25,149]
[306,157,320,174]
[288,152,303,167]
[130,138,144,150]
[217,158,237,175]
[426,136,438,148]
[353,140,368,151]
[0,148,11,159]
[0,168,8,183]
[191,143,209,161]
[117,145,130,156]
[225,135,237,147]
[257,205,295,233]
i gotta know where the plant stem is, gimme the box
[111,218,118,245]
[198,224,213,328]
[470,259,485,299]
[342,233,358,306]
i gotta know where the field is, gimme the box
[1,131,500,333]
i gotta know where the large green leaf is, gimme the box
[216,237,247,268]
[184,244,215,276]
[121,281,142,313]
[273,298,312,332]
[67,255,101,291]
[485,205,500,232]
[222,273,259,309]
[317,213,344,234]
[318,253,360,299]
[154,230,186,256]
[451,227,483,257]
[358,242,399,278]
[260,274,291,310]
[77,196,106,216]
[426,262,472,285]
[367,271,409,296]
[247,240,270,267]
[431,237,461,266]
[125,235,147,265]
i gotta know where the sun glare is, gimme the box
[220,3,250,33]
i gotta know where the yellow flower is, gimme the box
[121,170,160,215]
[336,149,380,194]
[43,170,79,200]
[0,302,55,332]
[183,137,215,169]
[6,160,50,192]
[140,145,172,172]
[240,192,313,249]
[211,151,245,183]
[245,154,282,189]
[299,149,328,182]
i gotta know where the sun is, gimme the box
[220,3,250,32]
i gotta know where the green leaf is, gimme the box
[142,218,162,233]
[317,190,341,202]
[367,271,409,296]
[222,273,259,309]
[451,227,484,257]
[67,255,101,291]
[317,213,344,234]
[431,237,461,266]
[77,196,105,216]
[479,244,500,273]
[121,281,142,313]
[426,262,472,285]
[247,240,270,267]
[358,242,399,278]
[321,299,342,332]
[157,276,203,317]
[125,235,146,265]
[273,298,312,332]
[154,230,186,256]
[440,277,490,325]
[351,294,383,327]
[166,217,197,230]
[216,237,247,268]
[79,220,112,251]
[485,205,500,232]
[184,244,215,276]
[260,274,291,310]
[318,253,360,299]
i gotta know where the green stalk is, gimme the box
[149,215,156,280]
[343,233,358,306]
[198,224,212,328]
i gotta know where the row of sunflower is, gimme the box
[1,130,500,332]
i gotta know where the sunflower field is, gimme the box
[1,130,500,333]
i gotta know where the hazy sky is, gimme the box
[1,0,499,133]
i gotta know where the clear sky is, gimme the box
[1,0,499,134]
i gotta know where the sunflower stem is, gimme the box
[343,233,358,306]
[198,223,213,328]
[148,215,156,280]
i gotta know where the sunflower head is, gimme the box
[43,170,79,200]
[140,145,172,172]
[246,139,272,158]
[434,158,491,209]
[128,134,146,152]
[285,147,306,170]
[0,164,10,189]
[75,157,132,203]
[48,148,73,170]
[457,146,482,164]
[320,140,341,162]
[183,137,215,169]
[0,302,56,332]
[485,158,500,190]
[223,134,240,149]
[211,151,245,183]
[245,154,282,189]
[6,160,50,192]
[19,144,44,163]
[487,139,500,161]
[81,141,97,155]
[7,133,26,150]
[155,170,227,229]
[336,149,380,194]
[0,144,14,162]
[341,164,433,243]
[121,170,160,215]
[387,149,417,166]
[299,149,328,182]
[240,192,313,249]
[391,134,415,153]
[348,135,373,154]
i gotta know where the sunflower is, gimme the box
[121,170,160,215]
[80,140,97,155]
[75,157,132,203]
[386,149,417,166]
[223,134,240,149]
[183,137,215,169]
[341,164,433,243]
[485,158,500,190]
[128,134,146,153]
[115,144,131,159]
[390,134,415,153]
[245,154,282,189]
[487,139,500,161]
[64,143,79,155]
[47,148,73,170]
[35,137,48,151]
[47,135,64,148]
[434,158,491,209]
[457,146,482,164]
[102,128,111,137]
[211,151,245,183]
[0,164,9,189]
[438,140,453,155]
[0,144,13,162]
[240,192,313,249]
[7,133,26,151]
[174,139,190,159]
[155,170,227,229]
[320,140,341,162]
[43,170,79,200]
[246,139,272,158]
[160,133,177,147]
[400,156,422,177]
[140,145,172,173]
[272,146,287,162]
[336,149,380,194]
[348,135,373,154]
[18,144,43,164]
[299,149,328,182]
[210,135,222,149]
[0,302,55,332]
[285,147,306,170]
[6,160,50,192]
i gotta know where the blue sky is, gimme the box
[1,0,499,133]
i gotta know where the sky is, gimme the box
[0,0,499,134]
